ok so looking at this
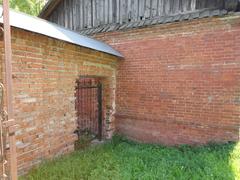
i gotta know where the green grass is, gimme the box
[22,136,240,180]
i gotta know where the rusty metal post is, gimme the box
[2,0,17,179]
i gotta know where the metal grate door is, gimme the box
[75,78,102,140]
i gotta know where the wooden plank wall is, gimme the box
[48,0,225,31]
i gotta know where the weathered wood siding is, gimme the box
[47,0,226,31]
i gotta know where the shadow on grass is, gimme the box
[22,135,240,180]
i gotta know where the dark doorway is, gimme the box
[75,78,102,140]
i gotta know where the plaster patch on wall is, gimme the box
[83,61,115,70]
[21,97,37,103]
[17,94,37,103]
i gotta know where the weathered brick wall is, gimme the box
[93,14,240,145]
[0,28,119,174]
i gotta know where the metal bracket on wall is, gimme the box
[0,83,8,179]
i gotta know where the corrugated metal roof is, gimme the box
[0,6,123,58]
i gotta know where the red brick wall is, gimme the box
[0,28,119,174]
[93,15,240,145]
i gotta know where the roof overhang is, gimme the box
[39,0,62,19]
[0,6,123,58]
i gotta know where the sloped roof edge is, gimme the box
[0,6,123,58]
[39,0,61,19]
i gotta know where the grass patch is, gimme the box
[22,136,240,180]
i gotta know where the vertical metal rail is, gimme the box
[97,83,102,140]
[89,83,91,132]
[2,0,17,179]
[87,80,89,131]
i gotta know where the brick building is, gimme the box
[1,0,240,175]
[0,8,122,174]
[95,15,240,145]
[40,0,240,145]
